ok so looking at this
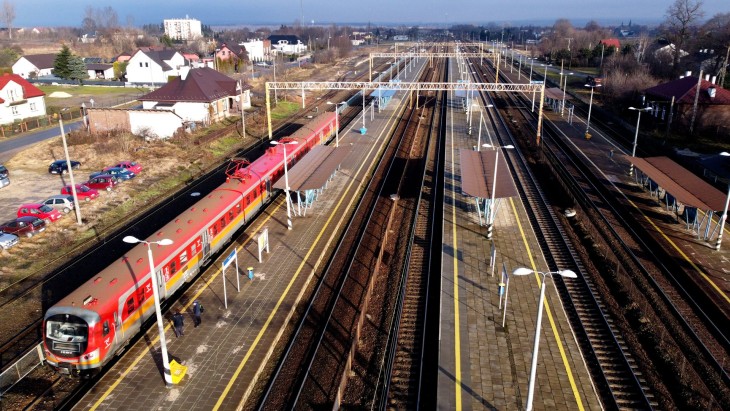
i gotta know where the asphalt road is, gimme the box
[0,120,83,163]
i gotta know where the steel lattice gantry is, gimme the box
[368,52,500,81]
[265,80,546,142]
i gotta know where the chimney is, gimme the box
[711,76,717,84]
[705,74,710,81]
[708,87,716,99]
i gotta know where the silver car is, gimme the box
[0,232,19,250]
[42,195,75,214]
[0,176,8,189]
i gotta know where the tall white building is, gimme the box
[164,16,202,41]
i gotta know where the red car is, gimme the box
[106,161,142,174]
[0,216,46,238]
[17,203,63,224]
[84,174,117,192]
[61,184,99,201]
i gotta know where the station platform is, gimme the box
[437,57,603,410]
[73,61,428,410]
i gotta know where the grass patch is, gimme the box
[271,101,300,120]
[207,133,245,157]
[38,85,141,96]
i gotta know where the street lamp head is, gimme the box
[157,239,174,246]
[123,235,141,244]
[721,152,730,157]
[512,267,534,276]
[558,269,577,278]
[629,106,651,111]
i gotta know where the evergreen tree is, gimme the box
[67,55,89,84]
[53,45,72,79]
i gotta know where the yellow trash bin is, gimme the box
[585,132,592,140]
[169,360,188,384]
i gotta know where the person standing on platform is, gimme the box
[172,310,185,337]
[192,300,203,327]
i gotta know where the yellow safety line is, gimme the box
[448,96,463,410]
[628,198,730,304]
[509,198,585,411]
[212,95,406,410]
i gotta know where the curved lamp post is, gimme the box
[270,140,299,230]
[122,235,174,387]
[482,144,514,239]
[628,106,652,175]
[327,101,347,147]
[512,267,578,411]
[584,83,602,139]
[476,104,495,150]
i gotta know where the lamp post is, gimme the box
[476,104,494,150]
[270,140,298,230]
[716,152,730,250]
[122,235,174,387]
[627,106,651,175]
[237,81,246,140]
[561,71,573,116]
[327,101,347,147]
[512,267,578,411]
[482,144,514,239]
[584,83,601,139]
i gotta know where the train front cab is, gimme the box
[44,308,103,376]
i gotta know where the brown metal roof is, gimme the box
[274,145,351,191]
[460,149,518,199]
[630,156,727,211]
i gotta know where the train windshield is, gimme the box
[46,315,88,343]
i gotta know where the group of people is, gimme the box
[172,300,204,338]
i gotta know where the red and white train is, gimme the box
[43,112,337,376]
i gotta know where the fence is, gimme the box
[0,344,44,398]
[0,109,84,139]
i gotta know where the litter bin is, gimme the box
[584,132,592,140]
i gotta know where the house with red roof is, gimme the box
[138,67,251,125]
[644,75,730,134]
[0,73,46,125]
[600,38,621,50]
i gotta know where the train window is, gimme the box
[220,217,226,228]
[246,195,251,206]
[229,210,234,220]
[212,225,218,236]
[137,287,145,304]
[126,298,135,315]
[103,321,110,336]
[170,260,177,274]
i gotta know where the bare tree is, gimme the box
[663,0,705,78]
[1,0,15,40]
[701,13,730,85]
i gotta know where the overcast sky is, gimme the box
[13,0,730,28]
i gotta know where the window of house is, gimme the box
[145,62,149,67]
[11,106,18,115]
[30,102,36,111]
[139,62,143,67]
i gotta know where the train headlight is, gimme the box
[82,349,99,361]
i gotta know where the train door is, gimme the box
[266,178,272,199]
[202,229,211,261]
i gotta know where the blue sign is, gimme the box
[223,249,236,268]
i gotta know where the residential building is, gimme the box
[268,35,306,55]
[86,63,115,80]
[164,17,203,41]
[138,67,251,125]
[125,49,188,85]
[600,38,621,50]
[0,73,47,125]
[12,54,56,78]
[239,39,270,62]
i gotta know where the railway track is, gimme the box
[257,57,440,409]
[474,48,730,408]
[471,54,658,409]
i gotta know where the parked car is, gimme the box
[17,203,63,223]
[0,232,19,250]
[0,216,46,238]
[61,184,99,201]
[91,167,135,181]
[48,159,81,174]
[0,164,8,178]
[106,161,142,174]
[84,174,117,191]
[42,195,75,214]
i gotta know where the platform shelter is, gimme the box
[460,149,519,226]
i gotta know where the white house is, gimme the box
[12,54,56,78]
[125,49,188,85]
[268,35,307,55]
[138,67,251,125]
[164,17,202,41]
[239,39,270,62]
[0,73,47,125]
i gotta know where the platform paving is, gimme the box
[74,61,428,410]
[437,57,602,411]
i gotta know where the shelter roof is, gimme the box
[544,87,569,100]
[644,76,730,105]
[630,156,727,211]
[459,149,518,199]
[274,145,351,191]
